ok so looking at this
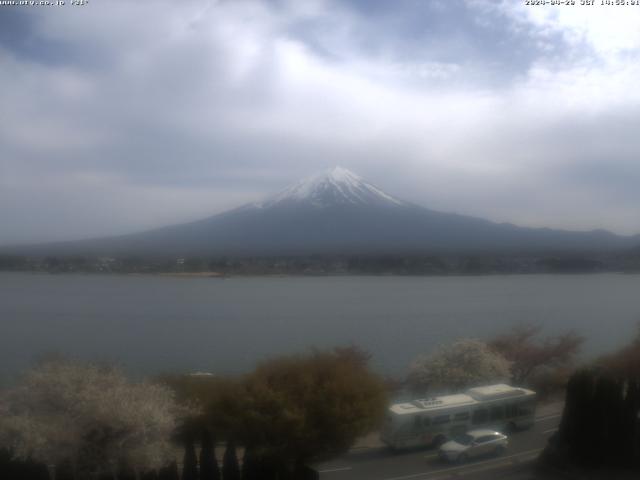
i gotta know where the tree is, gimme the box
[157,461,179,480]
[0,449,12,480]
[222,442,240,480]
[549,368,596,466]
[228,347,387,476]
[627,381,640,466]
[591,376,623,465]
[0,360,185,479]
[199,430,220,480]
[159,374,243,443]
[182,438,198,480]
[0,449,49,480]
[549,368,640,469]
[407,339,511,394]
[488,324,583,385]
[240,448,259,480]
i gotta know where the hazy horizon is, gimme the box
[3,1,640,245]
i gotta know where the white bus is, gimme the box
[380,384,536,450]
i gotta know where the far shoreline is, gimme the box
[0,270,637,279]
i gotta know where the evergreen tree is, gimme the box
[292,462,319,480]
[608,378,626,464]
[627,381,640,466]
[7,457,29,480]
[222,442,240,480]
[12,457,50,480]
[591,376,619,465]
[0,450,14,480]
[555,370,640,468]
[158,461,180,480]
[141,469,159,480]
[558,369,595,464]
[199,430,220,480]
[183,437,199,480]
[31,459,51,480]
[55,460,75,480]
[255,455,281,480]
[240,448,260,480]
[621,381,637,466]
[117,460,137,480]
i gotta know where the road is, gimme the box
[314,403,563,480]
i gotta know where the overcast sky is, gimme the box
[2,0,640,245]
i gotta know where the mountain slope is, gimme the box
[6,167,640,256]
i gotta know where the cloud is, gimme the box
[1,0,640,244]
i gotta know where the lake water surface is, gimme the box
[1,272,639,381]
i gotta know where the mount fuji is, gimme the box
[9,167,640,256]
[253,167,405,209]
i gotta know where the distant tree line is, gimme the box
[3,252,640,275]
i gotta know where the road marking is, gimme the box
[535,413,561,422]
[381,448,543,480]
[319,467,353,473]
[454,460,512,476]
[542,428,557,434]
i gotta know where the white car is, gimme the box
[438,429,508,463]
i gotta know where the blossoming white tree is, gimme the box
[0,360,185,480]
[407,339,511,395]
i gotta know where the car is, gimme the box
[438,429,508,463]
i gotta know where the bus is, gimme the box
[380,384,536,450]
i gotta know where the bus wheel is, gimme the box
[433,435,447,448]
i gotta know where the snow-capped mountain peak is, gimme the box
[256,167,405,209]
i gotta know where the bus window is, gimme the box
[472,409,489,425]
[454,412,470,421]
[518,402,535,416]
[505,403,518,418]
[413,416,422,431]
[490,405,504,421]
[432,415,450,425]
